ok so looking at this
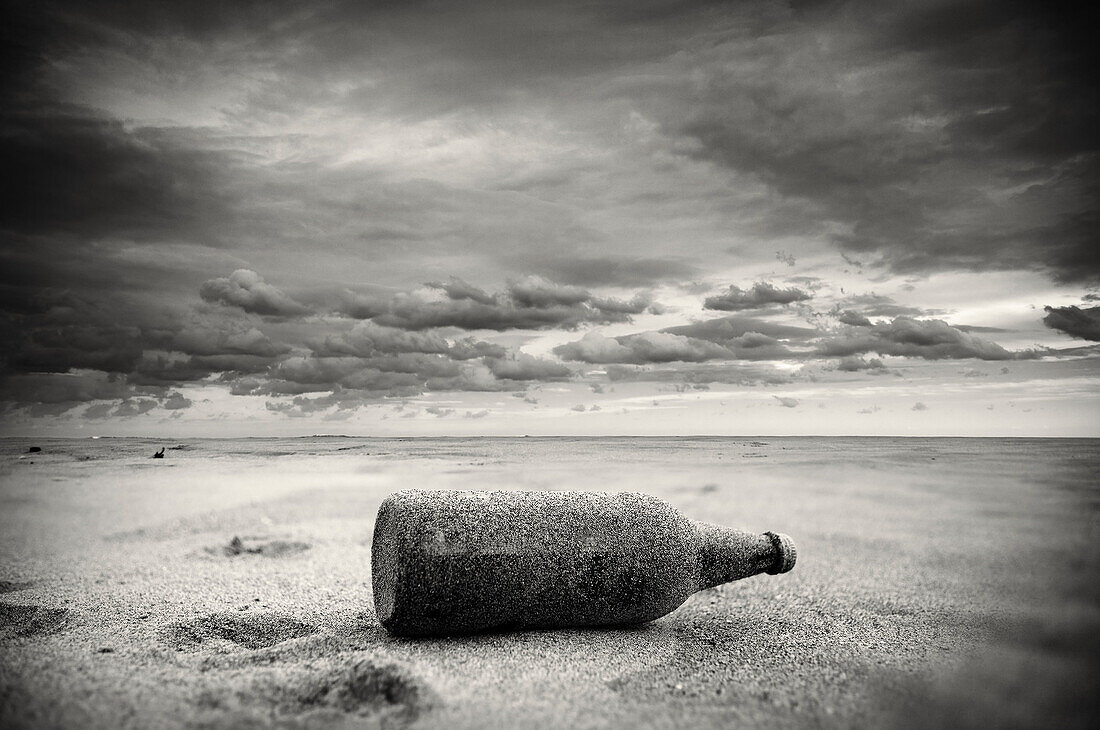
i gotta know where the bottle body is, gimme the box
[371,489,794,637]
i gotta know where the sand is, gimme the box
[1,436,1097,729]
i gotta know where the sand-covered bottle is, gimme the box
[371,489,796,637]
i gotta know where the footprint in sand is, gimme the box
[204,536,312,558]
[0,580,34,594]
[193,658,440,727]
[161,612,317,651]
[0,604,72,638]
[292,658,440,725]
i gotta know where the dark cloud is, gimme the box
[314,321,453,358]
[835,356,887,373]
[369,297,622,332]
[425,277,496,305]
[268,357,372,388]
[1,371,156,407]
[704,282,812,311]
[0,369,194,418]
[2,0,1092,424]
[663,315,819,345]
[507,276,590,308]
[817,316,1030,361]
[531,256,699,287]
[346,276,654,331]
[485,354,572,382]
[337,292,392,321]
[837,310,873,327]
[834,294,929,318]
[553,331,732,365]
[255,360,426,397]
[0,265,621,409]
[448,337,509,360]
[6,0,1097,304]
[166,323,290,359]
[0,279,298,400]
[659,2,1099,283]
[0,107,236,245]
[162,392,193,410]
[265,392,367,418]
[132,353,273,385]
[111,398,159,417]
[552,315,807,366]
[243,338,566,398]
[200,270,311,317]
[589,293,654,316]
[1042,305,1100,342]
[8,323,145,375]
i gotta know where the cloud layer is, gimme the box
[200,270,311,317]
[1043,306,1100,342]
[704,282,812,311]
[0,1,1095,431]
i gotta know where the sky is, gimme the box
[1,0,1098,437]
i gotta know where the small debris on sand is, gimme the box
[216,536,311,558]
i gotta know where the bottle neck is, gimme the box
[692,521,794,590]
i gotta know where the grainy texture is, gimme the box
[0,436,1097,729]
[372,490,794,636]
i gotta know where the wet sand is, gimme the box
[1,437,1097,728]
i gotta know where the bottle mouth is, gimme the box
[763,532,797,574]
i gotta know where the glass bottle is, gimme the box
[372,489,796,637]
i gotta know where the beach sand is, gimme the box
[1,437,1097,728]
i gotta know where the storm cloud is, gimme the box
[663,316,819,346]
[704,282,812,311]
[1,1,1095,432]
[1043,305,1100,342]
[553,314,809,366]
[836,356,888,373]
[554,331,731,365]
[486,354,572,382]
[343,276,655,332]
[200,270,311,317]
[817,317,1029,361]
[662,2,1099,283]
